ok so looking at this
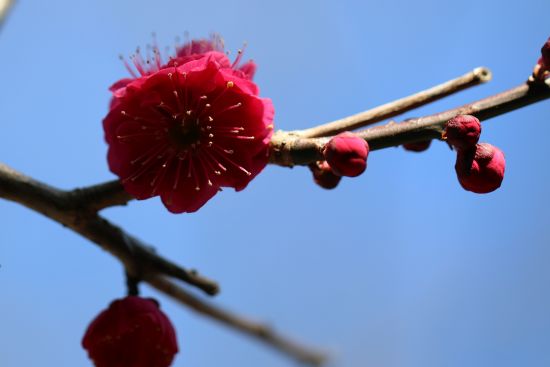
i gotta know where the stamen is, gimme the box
[172,152,188,190]
[209,144,252,176]
[123,144,170,183]
[120,55,139,79]
[186,155,201,191]
[130,142,167,165]
[201,149,228,172]
[211,102,242,117]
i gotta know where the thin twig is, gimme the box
[147,275,327,366]
[0,0,14,29]
[0,163,219,295]
[296,67,492,138]
[270,79,550,167]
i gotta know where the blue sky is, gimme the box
[0,1,549,366]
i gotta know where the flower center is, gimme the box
[168,119,201,148]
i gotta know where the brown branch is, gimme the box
[63,72,544,209]
[67,179,133,211]
[147,275,327,366]
[296,67,492,138]
[0,162,328,364]
[270,78,550,167]
[1,68,545,366]
[51,74,546,209]
[0,163,219,296]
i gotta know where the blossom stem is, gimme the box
[126,270,140,296]
[296,67,492,138]
[270,78,550,166]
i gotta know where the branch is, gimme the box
[50,73,547,209]
[296,67,492,138]
[0,163,219,295]
[0,162,327,364]
[270,78,550,167]
[148,275,327,366]
[67,179,133,211]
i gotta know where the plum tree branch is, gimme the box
[55,74,549,208]
[269,78,550,167]
[0,162,327,365]
[0,163,218,295]
[61,67,498,210]
[1,68,546,367]
[295,67,492,138]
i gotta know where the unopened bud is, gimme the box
[455,143,505,194]
[443,115,481,151]
[541,37,550,67]
[323,132,369,177]
[309,161,342,189]
[403,140,432,152]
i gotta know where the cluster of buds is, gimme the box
[309,132,370,189]
[82,296,178,367]
[443,115,505,194]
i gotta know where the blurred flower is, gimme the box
[104,52,274,213]
[82,296,178,367]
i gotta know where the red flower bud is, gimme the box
[403,140,432,152]
[309,161,342,189]
[541,37,550,68]
[323,132,369,177]
[82,297,178,367]
[443,115,481,151]
[455,143,505,194]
